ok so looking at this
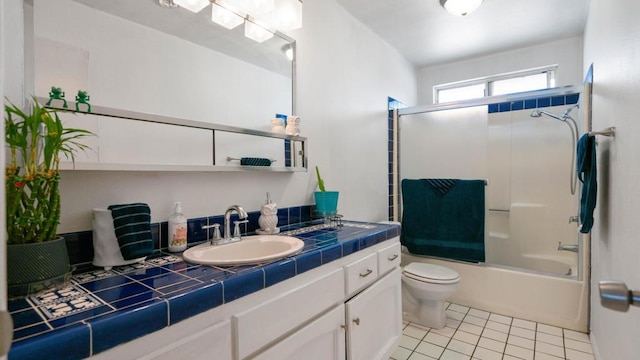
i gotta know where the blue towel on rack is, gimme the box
[577,134,597,233]
[108,203,154,260]
[401,179,485,263]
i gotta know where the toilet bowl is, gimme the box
[401,262,460,329]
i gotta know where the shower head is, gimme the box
[530,109,565,121]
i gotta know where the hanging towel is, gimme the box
[577,134,597,233]
[108,203,154,260]
[401,179,485,263]
[425,179,458,195]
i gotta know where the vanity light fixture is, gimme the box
[173,0,302,43]
[244,19,274,43]
[439,0,483,16]
[173,0,210,13]
[211,1,244,29]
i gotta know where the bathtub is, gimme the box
[401,250,589,332]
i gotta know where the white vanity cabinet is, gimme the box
[250,240,402,360]
[345,268,402,360]
[91,237,401,360]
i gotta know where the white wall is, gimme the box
[583,0,640,359]
[21,0,416,232]
[417,36,584,105]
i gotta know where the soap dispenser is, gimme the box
[168,202,188,252]
[257,193,279,235]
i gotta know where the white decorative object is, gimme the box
[92,209,146,270]
[271,118,285,133]
[285,115,300,135]
[257,193,280,234]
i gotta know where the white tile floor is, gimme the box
[390,303,595,360]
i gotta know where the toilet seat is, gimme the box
[403,263,460,285]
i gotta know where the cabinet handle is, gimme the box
[387,254,399,261]
[359,269,373,278]
[352,318,360,326]
[340,324,348,330]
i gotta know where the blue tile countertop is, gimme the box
[8,220,400,359]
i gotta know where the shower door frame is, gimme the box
[391,84,589,280]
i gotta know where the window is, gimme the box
[434,66,557,104]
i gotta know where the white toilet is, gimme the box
[401,262,461,329]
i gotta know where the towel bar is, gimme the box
[589,126,616,137]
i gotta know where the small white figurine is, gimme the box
[271,118,285,133]
[257,192,280,234]
[285,116,300,136]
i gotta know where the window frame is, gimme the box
[433,65,558,104]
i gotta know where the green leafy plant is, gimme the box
[315,166,326,192]
[5,99,93,244]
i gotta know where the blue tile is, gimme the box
[8,299,32,313]
[551,95,565,106]
[387,225,401,238]
[160,222,168,249]
[136,273,195,291]
[246,211,260,233]
[10,308,44,329]
[537,97,551,107]
[177,265,229,282]
[223,268,264,302]
[147,223,159,250]
[566,93,580,104]
[498,102,511,112]
[78,274,132,292]
[93,282,155,303]
[524,99,537,109]
[511,100,524,111]
[9,323,91,359]
[49,305,113,328]
[187,217,208,243]
[487,103,499,113]
[360,234,379,249]
[264,259,296,287]
[89,299,168,354]
[295,251,322,274]
[156,280,203,295]
[124,266,171,280]
[12,322,51,341]
[277,208,289,227]
[289,206,302,224]
[341,240,359,256]
[62,230,94,266]
[300,206,313,223]
[321,243,342,264]
[110,291,160,309]
[167,282,223,324]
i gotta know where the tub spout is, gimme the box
[557,242,578,253]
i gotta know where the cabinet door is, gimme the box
[137,320,231,360]
[253,305,346,360]
[345,268,402,360]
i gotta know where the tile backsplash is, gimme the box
[62,205,315,266]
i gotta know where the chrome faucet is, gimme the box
[557,241,579,253]
[224,205,248,242]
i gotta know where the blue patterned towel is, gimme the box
[425,179,458,195]
[108,203,154,260]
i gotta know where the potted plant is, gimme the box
[314,166,339,216]
[5,98,93,298]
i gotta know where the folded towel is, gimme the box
[107,203,154,260]
[401,178,485,263]
[577,134,597,233]
[240,157,272,166]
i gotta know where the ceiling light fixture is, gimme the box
[173,0,302,43]
[439,0,483,17]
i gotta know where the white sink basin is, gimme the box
[182,235,305,266]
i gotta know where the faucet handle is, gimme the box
[203,223,222,242]
[233,220,249,238]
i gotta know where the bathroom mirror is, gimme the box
[28,0,295,168]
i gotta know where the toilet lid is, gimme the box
[403,263,460,282]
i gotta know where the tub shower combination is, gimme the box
[389,85,592,330]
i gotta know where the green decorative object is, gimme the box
[7,236,71,299]
[45,86,68,108]
[5,98,93,298]
[75,90,91,112]
[313,166,339,216]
